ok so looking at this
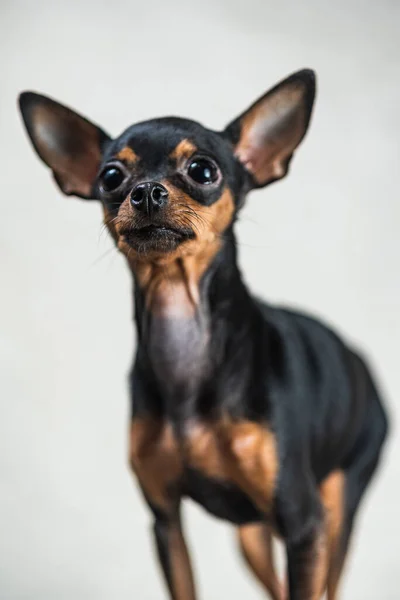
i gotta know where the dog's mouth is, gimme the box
[120,224,195,253]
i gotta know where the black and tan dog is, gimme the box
[19,69,388,600]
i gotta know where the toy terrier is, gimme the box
[19,69,388,600]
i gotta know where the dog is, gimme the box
[19,69,389,600]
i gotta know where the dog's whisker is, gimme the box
[88,246,118,269]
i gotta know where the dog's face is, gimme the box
[19,70,315,266]
[96,117,244,261]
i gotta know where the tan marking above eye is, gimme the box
[170,139,197,162]
[116,146,138,163]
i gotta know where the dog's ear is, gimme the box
[18,92,111,199]
[223,69,316,188]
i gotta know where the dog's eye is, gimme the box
[187,158,218,185]
[99,166,126,192]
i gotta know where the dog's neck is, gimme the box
[128,230,258,419]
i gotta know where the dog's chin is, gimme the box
[120,224,195,255]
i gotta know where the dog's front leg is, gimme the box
[285,523,328,600]
[278,483,328,600]
[152,507,197,600]
[130,417,197,599]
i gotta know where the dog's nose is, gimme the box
[130,182,169,215]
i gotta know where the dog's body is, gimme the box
[19,70,388,600]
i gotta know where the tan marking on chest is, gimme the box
[186,420,279,513]
[130,418,278,515]
[130,418,183,513]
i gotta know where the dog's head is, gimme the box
[19,70,315,268]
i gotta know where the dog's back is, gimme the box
[258,301,388,482]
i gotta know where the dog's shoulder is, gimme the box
[256,297,348,353]
[254,297,353,405]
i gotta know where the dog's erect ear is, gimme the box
[223,69,316,188]
[18,92,111,199]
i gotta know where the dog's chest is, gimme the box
[145,276,209,390]
[130,418,278,524]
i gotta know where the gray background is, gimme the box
[1,0,399,598]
